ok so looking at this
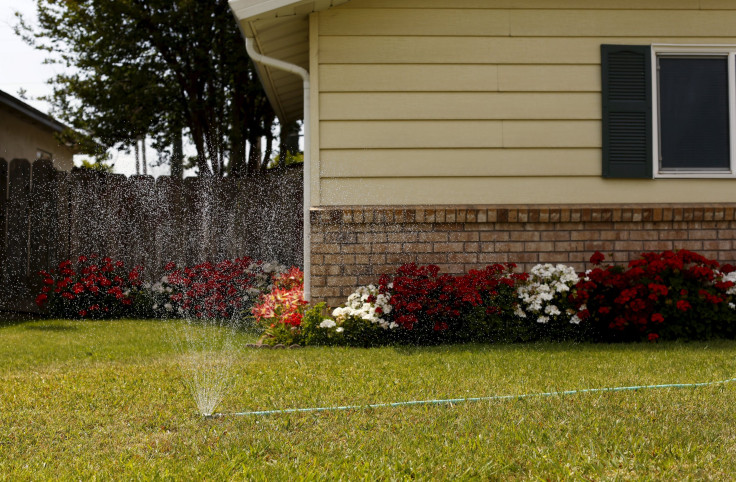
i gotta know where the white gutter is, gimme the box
[244,36,312,301]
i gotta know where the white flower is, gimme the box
[730,303,735,310]
[517,263,579,323]
[164,303,173,311]
[570,315,581,325]
[153,304,159,310]
[336,327,344,333]
[319,319,336,329]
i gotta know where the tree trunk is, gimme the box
[171,121,183,180]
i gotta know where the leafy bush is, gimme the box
[35,255,141,319]
[151,258,285,321]
[375,263,526,344]
[571,250,736,342]
[252,267,307,345]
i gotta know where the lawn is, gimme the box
[2,318,736,479]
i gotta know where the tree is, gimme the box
[17,0,277,177]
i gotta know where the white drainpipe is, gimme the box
[244,37,312,301]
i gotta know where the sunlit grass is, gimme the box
[2,319,736,479]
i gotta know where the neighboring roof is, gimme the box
[0,89,70,135]
[230,0,351,122]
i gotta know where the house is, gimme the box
[230,0,736,306]
[0,89,77,171]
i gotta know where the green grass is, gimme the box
[2,319,736,479]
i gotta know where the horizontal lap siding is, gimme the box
[316,0,736,206]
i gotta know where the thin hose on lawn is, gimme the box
[210,376,736,418]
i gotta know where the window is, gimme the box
[601,44,736,178]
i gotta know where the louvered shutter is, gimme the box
[601,45,652,178]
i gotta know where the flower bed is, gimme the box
[252,250,736,347]
[37,250,736,345]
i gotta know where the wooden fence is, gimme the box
[0,158,303,312]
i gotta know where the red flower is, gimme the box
[78,255,88,263]
[676,300,691,312]
[72,283,85,294]
[590,251,605,265]
[62,292,75,300]
[651,313,664,323]
[35,293,48,306]
[648,333,659,342]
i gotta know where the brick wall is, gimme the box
[309,204,736,306]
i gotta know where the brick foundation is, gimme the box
[309,204,736,306]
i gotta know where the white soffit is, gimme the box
[229,0,351,122]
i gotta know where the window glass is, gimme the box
[659,57,730,170]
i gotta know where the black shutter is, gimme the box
[601,45,652,178]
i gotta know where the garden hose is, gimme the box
[211,376,736,418]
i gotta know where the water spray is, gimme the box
[209,376,736,418]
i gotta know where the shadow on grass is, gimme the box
[23,323,79,332]
[0,310,44,328]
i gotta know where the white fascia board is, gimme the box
[229,0,308,21]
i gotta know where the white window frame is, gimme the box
[652,44,736,179]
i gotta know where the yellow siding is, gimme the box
[0,108,74,171]
[315,0,736,206]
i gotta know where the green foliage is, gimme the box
[74,158,114,173]
[17,0,275,177]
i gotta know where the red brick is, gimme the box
[554,241,585,252]
[480,231,510,242]
[703,240,731,250]
[415,253,449,264]
[341,243,372,254]
[689,230,718,240]
[570,231,600,241]
[433,242,465,252]
[311,265,342,276]
[403,243,433,253]
[643,241,674,251]
[629,231,659,241]
[524,242,554,252]
[672,241,703,250]
[373,243,402,253]
[357,233,387,244]
[387,232,418,243]
[539,252,569,263]
[448,253,479,263]
[510,231,540,241]
[324,254,355,265]
[344,265,372,275]
[312,243,341,254]
[495,242,525,253]
[584,241,614,252]
[541,231,571,241]
[386,253,417,265]
[449,231,479,242]
[479,253,510,263]
[614,241,644,251]
[419,232,449,242]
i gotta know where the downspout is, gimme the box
[244,36,312,301]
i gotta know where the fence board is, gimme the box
[55,171,71,264]
[0,159,7,292]
[29,160,58,295]
[5,159,31,303]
